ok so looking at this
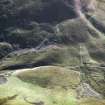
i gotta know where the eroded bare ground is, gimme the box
[0,0,105,105]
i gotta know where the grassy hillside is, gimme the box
[0,0,105,105]
[0,66,105,105]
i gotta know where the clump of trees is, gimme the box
[0,42,13,59]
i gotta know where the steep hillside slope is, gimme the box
[0,0,105,105]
